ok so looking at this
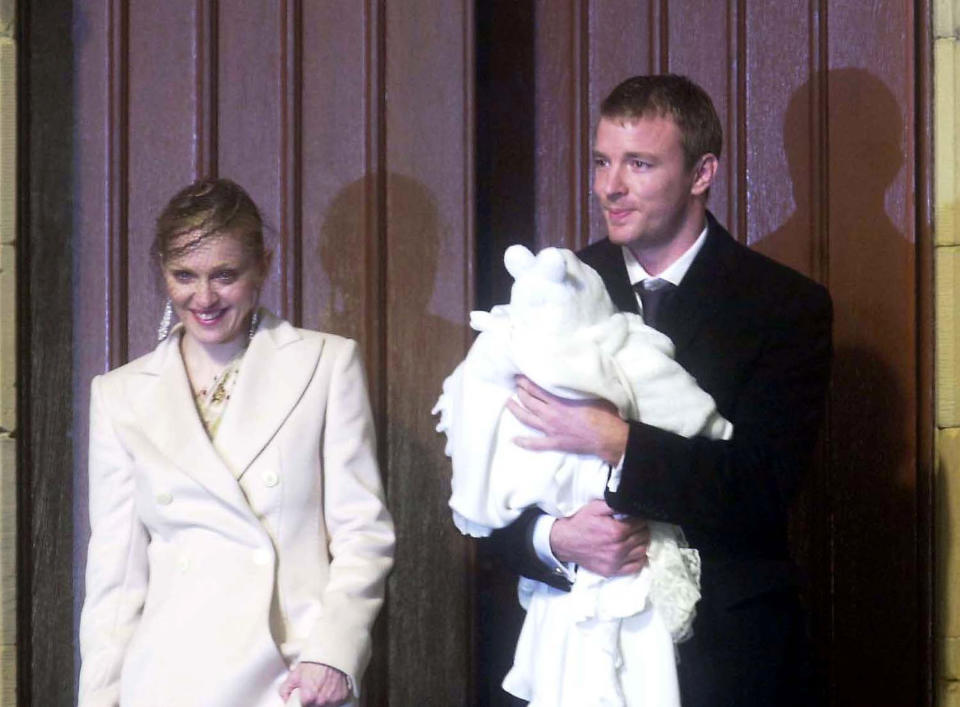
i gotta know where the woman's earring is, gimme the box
[248,307,261,341]
[157,299,173,342]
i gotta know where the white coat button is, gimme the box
[262,471,279,488]
[177,556,190,573]
[252,549,272,567]
[156,492,173,506]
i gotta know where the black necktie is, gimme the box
[635,278,676,329]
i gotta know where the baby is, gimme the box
[434,245,732,707]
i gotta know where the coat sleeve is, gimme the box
[78,375,150,707]
[606,283,833,541]
[300,339,395,686]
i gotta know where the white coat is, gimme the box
[78,311,395,707]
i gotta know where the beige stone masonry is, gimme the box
[940,430,960,667]
[0,1,11,35]
[936,39,960,249]
[0,438,12,704]
[0,37,14,434]
[938,2,960,704]
[938,247,960,425]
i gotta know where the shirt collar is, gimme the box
[621,224,709,287]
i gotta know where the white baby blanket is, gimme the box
[434,245,732,706]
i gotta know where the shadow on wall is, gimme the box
[761,68,916,705]
[318,173,479,705]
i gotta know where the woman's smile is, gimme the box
[162,232,266,350]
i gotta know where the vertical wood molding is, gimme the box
[532,0,583,249]
[570,0,588,250]
[382,0,474,702]
[195,0,217,178]
[730,0,745,243]
[0,2,15,701]
[651,0,668,72]
[107,0,128,369]
[812,0,829,285]
[280,0,302,324]
[26,0,75,701]
[366,0,386,394]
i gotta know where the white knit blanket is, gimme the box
[434,245,732,706]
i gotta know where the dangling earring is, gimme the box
[248,307,261,342]
[157,299,174,342]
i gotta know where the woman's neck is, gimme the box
[179,332,248,393]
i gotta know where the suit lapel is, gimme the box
[658,212,736,353]
[584,212,736,353]
[580,238,640,315]
[131,328,253,513]
[214,310,324,480]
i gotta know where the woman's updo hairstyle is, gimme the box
[153,178,266,265]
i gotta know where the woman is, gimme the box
[78,178,394,707]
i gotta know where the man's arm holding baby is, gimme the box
[486,376,649,584]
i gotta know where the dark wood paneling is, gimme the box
[382,0,474,701]
[218,1,286,317]
[21,0,76,704]
[127,1,201,359]
[531,0,588,250]
[665,0,738,231]
[825,6,920,701]
[743,0,821,276]
[24,1,931,705]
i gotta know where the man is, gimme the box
[491,74,832,705]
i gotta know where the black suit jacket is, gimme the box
[489,213,832,706]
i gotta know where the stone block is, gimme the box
[937,248,960,425]
[0,1,12,39]
[946,637,960,680]
[936,0,960,40]
[936,38,960,247]
[0,437,13,648]
[0,37,14,247]
[0,245,12,432]
[942,680,960,707]
[0,436,13,707]
[0,642,14,707]
[938,430,960,656]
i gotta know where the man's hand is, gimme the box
[550,500,650,576]
[506,375,629,465]
[279,663,350,707]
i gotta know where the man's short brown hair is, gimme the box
[600,74,723,169]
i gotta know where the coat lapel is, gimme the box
[580,238,641,315]
[658,212,735,353]
[131,327,253,513]
[584,211,735,353]
[213,310,324,479]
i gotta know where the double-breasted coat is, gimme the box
[78,310,395,707]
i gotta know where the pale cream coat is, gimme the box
[78,311,395,707]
